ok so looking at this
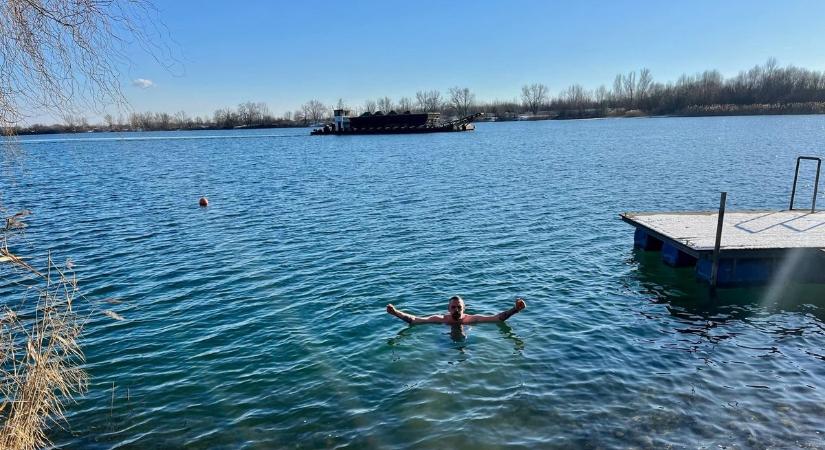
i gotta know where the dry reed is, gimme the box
[1,215,88,450]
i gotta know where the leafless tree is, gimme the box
[622,71,637,108]
[612,74,625,107]
[61,113,78,130]
[637,68,653,104]
[448,87,476,117]
[257,102,271,122]
[237,101,270,126]
[174,110,190,128]
[398,96,413,112]
[157,112,172,130]
[214,107,238,128]
[128,112,140,129]
[698,70,723,103]
[377,96,394,113]
[363,99,377,113]
[416,90,442,112]
[594,85,609,108]
[521,83,548,114]
[302,99,328,123]
[237,102,252,126]
[293,109,307,125]
[559,84,591,111]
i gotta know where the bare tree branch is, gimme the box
[521,83,548,114]
[448,86,475,117]
[0,0,176,130]
[415,90,441,112]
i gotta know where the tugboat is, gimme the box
[310,109,481,135]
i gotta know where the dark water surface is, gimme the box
[3,117,825,448]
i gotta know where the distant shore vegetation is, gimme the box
[13,58,825,135]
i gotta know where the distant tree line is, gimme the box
[346,58,825,120]
[13,58,825,134]
[487,58,825,119]
[20,101,304,134]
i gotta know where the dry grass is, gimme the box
[0,213,87,450]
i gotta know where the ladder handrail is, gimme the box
[789,156,822,213]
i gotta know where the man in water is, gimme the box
[386,295,526,325]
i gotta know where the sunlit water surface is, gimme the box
[2,117,825,449]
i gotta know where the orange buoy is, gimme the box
[199,197,209,207]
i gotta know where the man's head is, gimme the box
[448,295,465,320]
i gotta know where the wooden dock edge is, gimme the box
[620,212,825,286]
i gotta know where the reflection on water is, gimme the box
[387,327,413,348]
[496,322,525,354]
[631,249,825,322]
[448,325,468,364]
[449,324,467,343]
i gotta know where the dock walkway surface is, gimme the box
[622,210,825,254]
[621,210,825,285]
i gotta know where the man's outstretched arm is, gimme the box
[387,304,444,324]
[465,298,527,323]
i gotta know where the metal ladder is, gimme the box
[789,156,822,213]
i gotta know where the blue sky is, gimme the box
[101,0,825,120]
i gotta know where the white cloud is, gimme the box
[132,78,155,89]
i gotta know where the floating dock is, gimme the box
[623,156,825,286]
[622,210,825,285]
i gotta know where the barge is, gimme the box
[311,109,481,135]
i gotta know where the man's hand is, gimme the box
[496,297,526,321]
[387,304,398,315]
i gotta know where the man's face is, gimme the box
[448,298,465,320]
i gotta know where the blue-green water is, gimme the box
[3,117,825,448]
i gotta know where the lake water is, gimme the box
[3,116,825,448]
